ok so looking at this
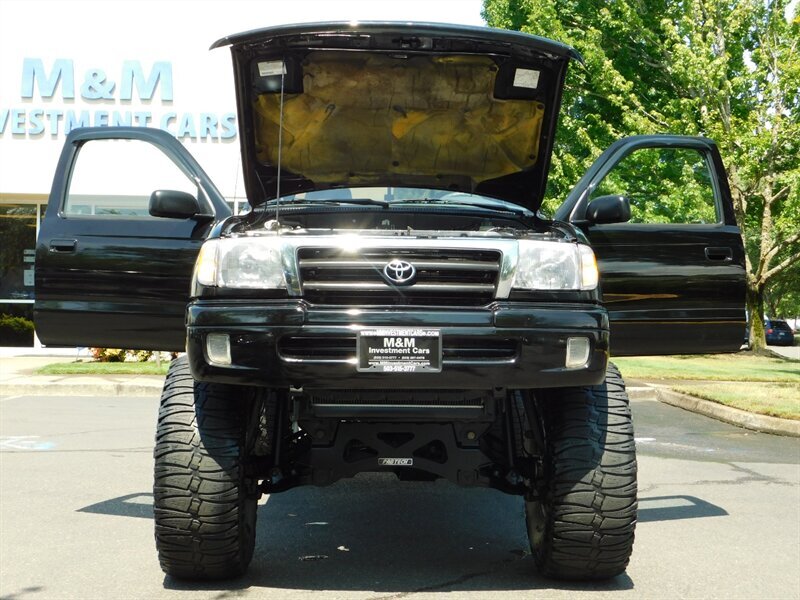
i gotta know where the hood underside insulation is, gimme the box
[253,52,545,191]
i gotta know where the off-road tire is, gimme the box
[153,356,257,579]
[525,363,637,580]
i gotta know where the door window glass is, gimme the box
[591,147,719,224]
[64,139,199,217]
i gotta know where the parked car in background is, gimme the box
[765,319,795,346]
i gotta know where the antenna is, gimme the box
[274,62,286,227]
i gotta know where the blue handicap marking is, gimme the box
[0,436,56,451]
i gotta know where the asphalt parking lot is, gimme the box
[1,392,798,600]
[769,344,800,360]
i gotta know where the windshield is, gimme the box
[266,187,527,212]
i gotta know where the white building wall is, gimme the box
[0,0,484,202]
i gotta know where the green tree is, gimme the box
[483,0,800,352]
[765,265,800,321]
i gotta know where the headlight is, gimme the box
[513,241,598,291]
[193,237,286,289]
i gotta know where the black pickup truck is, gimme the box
[34,22,746,581]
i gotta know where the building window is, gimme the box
[0,204,37,301]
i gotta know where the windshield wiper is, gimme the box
[266,197,390,208]
[340,198,390,207]
[440,199,528,215]
[392,197,527,215]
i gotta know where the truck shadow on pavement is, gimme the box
[77,476,728,594]
[0,586,45,600]
[637,494,727,522]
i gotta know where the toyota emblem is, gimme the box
[383,259,416,285]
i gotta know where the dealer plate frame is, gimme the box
[356,328,442,373]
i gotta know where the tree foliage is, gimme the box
[765,263,800,319]
[592,146,718,223]
[483,0,800,349]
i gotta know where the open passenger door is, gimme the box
[556,135,746,356]
[35,127,230,351]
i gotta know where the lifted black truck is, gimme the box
[35,22,746,581]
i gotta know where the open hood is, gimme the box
[212,22,581,211]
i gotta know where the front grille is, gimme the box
[297,247,501,306]
[442,337,518,361]
[308,389,486,407]
[278,335,518,362]
[279,336,355,360]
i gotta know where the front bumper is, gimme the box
[186,300,609,389]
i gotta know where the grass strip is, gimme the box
[672,382,800,420]
[37,361,170,375]
[614,353,800,383]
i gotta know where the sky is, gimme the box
[0,0,486,42]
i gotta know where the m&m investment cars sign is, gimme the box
[1,58,237,141]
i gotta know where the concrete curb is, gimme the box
[0,382,163,398]
[627,385,657,401]
[656,387,800,437]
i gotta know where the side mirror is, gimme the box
[149,190,202,219]
[586,194,632,224]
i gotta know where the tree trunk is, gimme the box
[746,281,768,353]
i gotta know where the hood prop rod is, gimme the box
[273,62,286,228]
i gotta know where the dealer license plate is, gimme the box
[357,328,442,373]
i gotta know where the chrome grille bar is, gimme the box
[302,282,496,292]
[298,259,500,271]
[297,246,504,305]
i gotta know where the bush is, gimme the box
[0,313,35,346]
[130,350,154,362]
[90,348,128,362]
[89,348,156,362]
